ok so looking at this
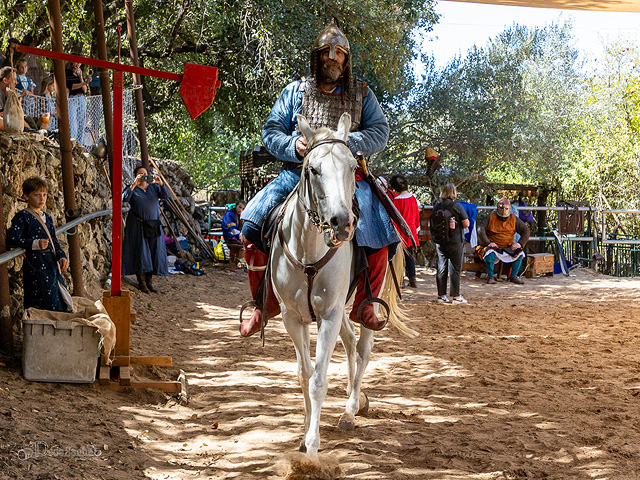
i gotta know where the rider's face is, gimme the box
[318,47,346,83]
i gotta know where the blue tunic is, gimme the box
[221,210,242,243]
[7,209,68,311]
[122,183,169,276]
[241,79,400,250]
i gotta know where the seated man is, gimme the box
[476,197,530,284]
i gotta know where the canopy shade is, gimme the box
[444,0,640,12]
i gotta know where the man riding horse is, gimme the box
[240,18,400,337]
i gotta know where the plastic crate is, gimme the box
[22,317,101,383]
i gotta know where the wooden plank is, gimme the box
[119,365,131,386]
[98,365,110,386]
[110,356,132,367]
[101,291,131,358]
[130,356,173,366]
[94,380,182,393]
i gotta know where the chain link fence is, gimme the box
[21,90,139,180]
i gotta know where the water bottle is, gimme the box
[449,216,456,236]
[105,272,112,288]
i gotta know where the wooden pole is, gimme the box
[47,0,84,296]
[0,173,14,355]
[125,0,150,171]
[92,0,114,185]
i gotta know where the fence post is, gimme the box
[48,0,85,296]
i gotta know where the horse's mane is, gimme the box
[302,128,335,169]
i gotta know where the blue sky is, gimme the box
[418,0,640,70]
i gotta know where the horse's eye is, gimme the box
[309,166,319,175]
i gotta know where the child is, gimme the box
[222,200,246,244]
[15,60,36,96]
[7,177,70,311]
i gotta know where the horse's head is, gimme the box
[296,112,358,248]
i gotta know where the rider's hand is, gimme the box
[511,242,521,250]
[489,242,498,249]
[295,136,307,158]
[38,239,49,250]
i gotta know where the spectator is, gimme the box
[6,177,70,312]
[476,197,530,284]
[0,66,29,131]
[432,184,470,303]
[388,174,420,288]
[38,74,57,130]
[222,200,246,245]
[122,165,169,294]
[65,60,91,141]
[15,59,35,96]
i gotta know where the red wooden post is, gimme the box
[111,70,124,296]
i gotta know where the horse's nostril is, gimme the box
[330,216,339,227]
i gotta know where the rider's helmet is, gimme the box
[310,18,353,95]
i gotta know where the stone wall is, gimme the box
[1,132,196,321]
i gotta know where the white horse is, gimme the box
[270,112,416,460]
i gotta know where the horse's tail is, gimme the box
[382,243,419,338]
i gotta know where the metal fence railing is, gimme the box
[420,205,640,278]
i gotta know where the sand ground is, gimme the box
[1,264,640,480]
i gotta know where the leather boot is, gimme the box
[145,272,158,293]
[240,244,280,337]
[136,273,150,293]
[408,276,417,288]
[349,247,389,331]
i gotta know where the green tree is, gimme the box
[563,41,640,235]
[2,0,438,189]
[383,22,583,203]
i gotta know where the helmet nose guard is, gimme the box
[310,18,354,95]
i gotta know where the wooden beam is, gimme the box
[443,0,640,13]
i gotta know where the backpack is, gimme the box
[431,202,454,244]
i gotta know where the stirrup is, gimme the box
[239,300,258,325]
[356,297,390,331]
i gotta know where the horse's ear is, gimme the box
[296,114,314,140]
[336,112,351,141]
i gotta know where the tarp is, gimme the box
[444,0,640,13]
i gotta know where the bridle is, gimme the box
[276,137,352,321]
[299,138,349,234]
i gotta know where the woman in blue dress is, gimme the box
[122,165,169,293]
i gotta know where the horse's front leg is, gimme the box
[282,314,313,451]
[341,326,374,428]
[305,308,342,459]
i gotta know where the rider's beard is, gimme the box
[319,59,344,84]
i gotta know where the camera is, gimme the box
[140,174,155,183]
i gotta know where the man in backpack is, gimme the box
[476,197,530,284]
[432,184,469,303]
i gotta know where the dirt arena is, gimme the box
[1,264,640,479]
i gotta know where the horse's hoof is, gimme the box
[338,413,355,431]
[298,439,307,453]
[357,392,369,416]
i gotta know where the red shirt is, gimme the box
[391,192,420,247]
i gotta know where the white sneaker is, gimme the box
[451,296,468,304]
[437,295,449,303]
